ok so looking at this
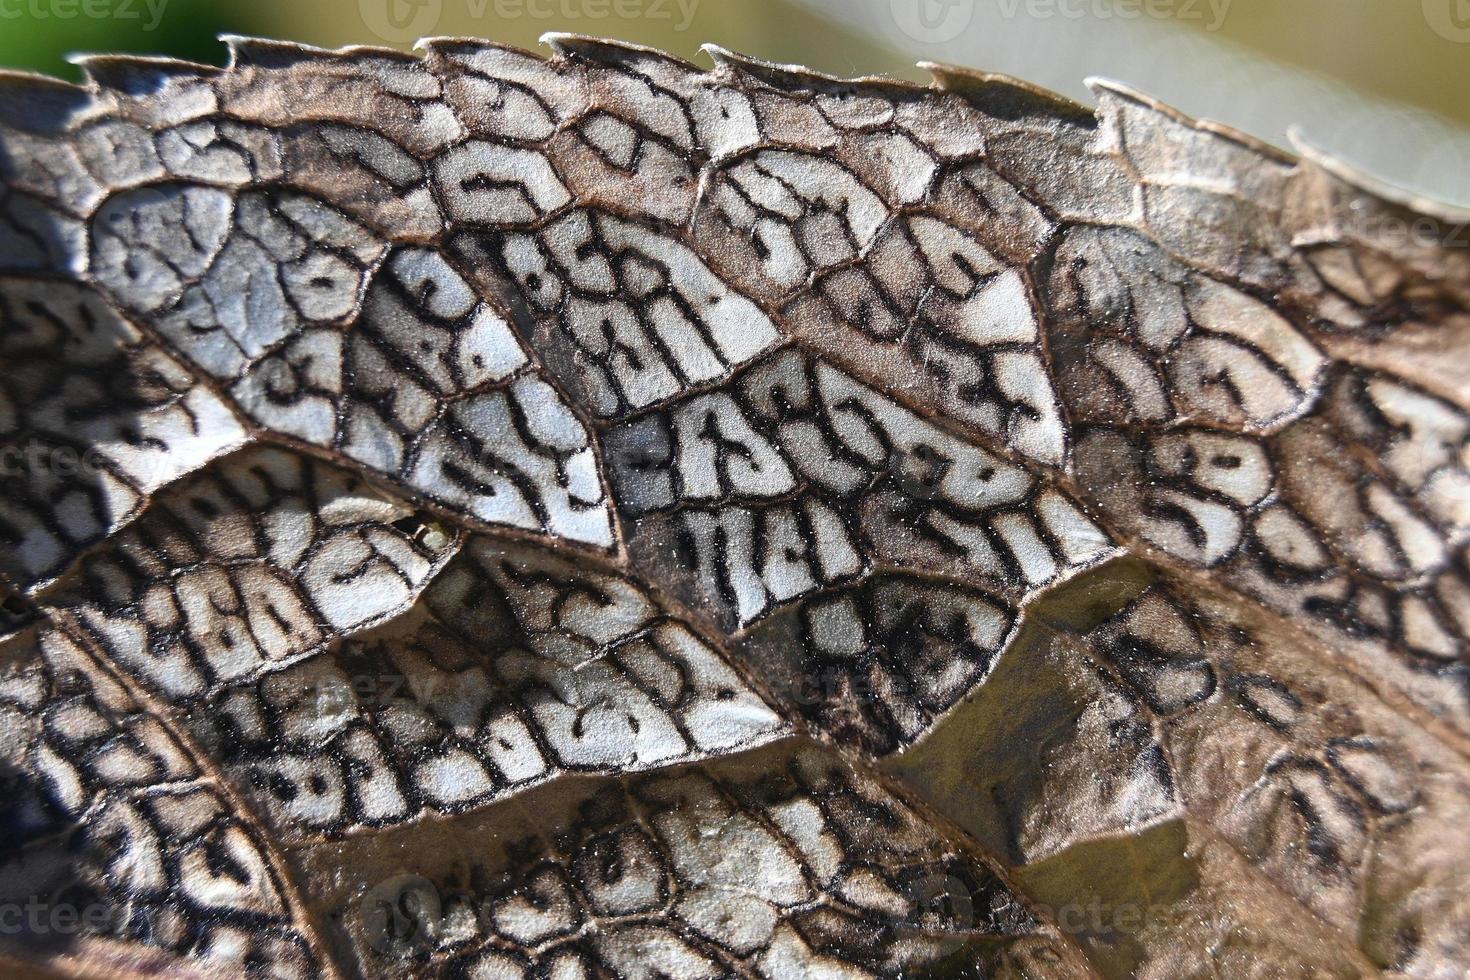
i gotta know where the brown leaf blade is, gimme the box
[0,32,1466,980]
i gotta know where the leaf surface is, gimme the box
[0,33,1467,979]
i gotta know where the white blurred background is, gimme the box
[797,0,1470,207]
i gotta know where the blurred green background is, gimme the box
[0,0,1466,204]
[0,0,909,81]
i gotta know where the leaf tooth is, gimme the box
[219,33,320,68]
[1289,127,1470,224]
[540,32,702,74]
[701,42,812,80]
[415,36,546,63]
[219,33,417,70]
[701,43,918,98]
[0,70,92,133]
[921,61,1098,126]
[1087,75,1295,164]
[69,54,220,95]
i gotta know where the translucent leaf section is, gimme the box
[0,626,324,977]
[193,541,786,839]
[607,349,1115,632]
[0,278,246,591]
[42,447,459,704]
[308,740,1093,979]
[86,186,615,549]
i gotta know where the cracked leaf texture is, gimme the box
[0,32,1467,980]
